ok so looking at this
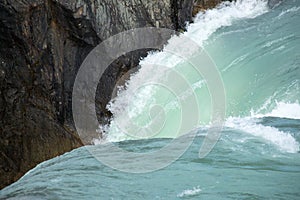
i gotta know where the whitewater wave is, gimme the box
[226,99,300,153]
[139,0,269,68]
[254,102,300,120]
[104,0,270,142]
[96,0,300,157]
[225,116,299,153]
[186,0,268,45]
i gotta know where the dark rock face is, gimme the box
[0,0,196,189]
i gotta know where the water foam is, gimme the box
[177,186,202,198]
[140,0,269,68]
[186,0,268,46]
[226,117,299,153]
[253,101,300,120]
[262,102,300,119]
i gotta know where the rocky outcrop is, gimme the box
[0,0,197,189]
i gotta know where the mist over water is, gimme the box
[1,0,300,199]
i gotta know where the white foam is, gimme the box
[226,117,299,153]
[264,102,300,119]
[186,0,268,46]
[254,102,300,120]
[177,186,202,198]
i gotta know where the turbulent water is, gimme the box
[1,0,300,199]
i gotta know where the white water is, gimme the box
[226,115,299,153]
[177,186,202,198]
[96,0,300,154]
[255,101,300,119]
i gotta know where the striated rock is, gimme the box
[0,0,196,189]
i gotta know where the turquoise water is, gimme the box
[1,122,300,199]
[1,0,300,199]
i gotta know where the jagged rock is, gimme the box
[0,0,197,189]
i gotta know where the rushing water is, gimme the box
[1,0,300,199]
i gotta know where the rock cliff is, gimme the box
[0,0,196,189]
